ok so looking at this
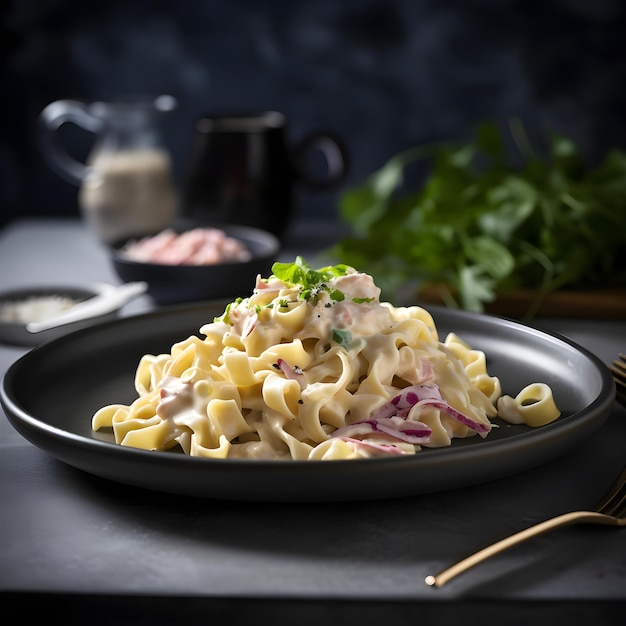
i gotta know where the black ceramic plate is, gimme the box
[0,303,616,502]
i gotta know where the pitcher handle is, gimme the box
[39,100,103,186]
[291,132,349,191]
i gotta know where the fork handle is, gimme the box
[425,510,621,588]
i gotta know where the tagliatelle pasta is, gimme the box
[92,257,561,460]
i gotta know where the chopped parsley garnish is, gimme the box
[271,256,353,304]
[332,328,353,349]
[215,298,243,324]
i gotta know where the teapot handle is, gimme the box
[290,132,349,191]
[39,100,103,186]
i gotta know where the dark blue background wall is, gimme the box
[2,0,626,230]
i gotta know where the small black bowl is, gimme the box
[110,223,280,305]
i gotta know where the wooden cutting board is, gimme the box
[417,287,626,320]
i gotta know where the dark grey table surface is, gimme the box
[1,218,625,625]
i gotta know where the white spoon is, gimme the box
[26,282,148,333]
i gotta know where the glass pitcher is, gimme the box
[39,95,179,244]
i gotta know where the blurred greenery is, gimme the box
[333,119,626,314]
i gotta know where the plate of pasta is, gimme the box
[1,258,615,501]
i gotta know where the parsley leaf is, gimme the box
[331,328,352,349]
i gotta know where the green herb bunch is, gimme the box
[333,120,626,314]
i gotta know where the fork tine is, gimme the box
[612,355,626,372]
[594,465,626,517]
[609,354,626,408]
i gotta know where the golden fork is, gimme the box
[425,357,626,589]
[609,353,626,408]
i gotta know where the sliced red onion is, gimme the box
[369,384,490,433]
[373,417,432,441]
[331,416,431,445]
[415,399,491,433]
[339,437,408,456]
[370,384,443,420]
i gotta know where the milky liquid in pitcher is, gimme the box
[78,149,178,243]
